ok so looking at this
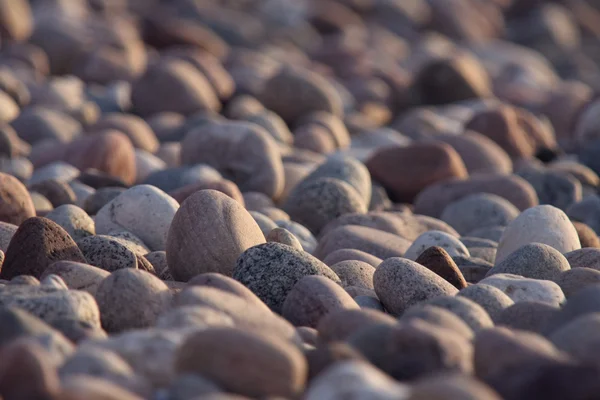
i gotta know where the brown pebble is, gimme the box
[0,171,35,225]
[415,246,468,289]
[572,221,600,248]
[28,179,76,208]
[0,217,86,279]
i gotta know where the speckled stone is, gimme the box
[0,285,100,327]
[46,204,94,241]
[373,257,458,316]
[330,260,375,290]
[440,193,519,235]
[95,185,179,252]
[167,190,265,281]
[233,242,340,313]
[267,227,303,251]
[299,155,372,205]
[480,274,565,306]
[458,284,514,321]
[415,246,468,289]
[282,276,358,328]
[77,235,146,273]
[95,269,171,333]
[28,179,77,207]
[404,230,470,261]
[488,243,571,281]
[0,172,35,225]
[0,217,86,279]
[284,177,367,235]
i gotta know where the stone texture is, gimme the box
[480,274,566,306]
[415,246,468,289]
[233,242,340,313]
[489,243,571,281]
[0,217,86,280]
[0,172,35,225]
[167,190,265,281]
[373,257,458,316]
[404,230,470,261]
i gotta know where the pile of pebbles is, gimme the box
[4,0,600,399]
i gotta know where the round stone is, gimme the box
[45,205,95,241]
[167,190,265,281]
[479,274,565,306]
[0,172,35,225]
[233,242,340,313]
[496,205,581,264]
[488,243,571,281]
[373,257,458,316]
[457,284,514,320]
[404,230,470,261]
[415,246,468,289]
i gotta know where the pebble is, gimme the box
[544,284,600,334]
[282,275,358,328]
[555,268,600,298]
[317,308,397,343]
[28,178,77,207]
[266,227,303,251]
[564,247,600,271]
[330,260,375,290]
[495,205,581,264]
[400,305,474,339]
[440,193,520,235]
[233,242,340,313]
[275,219,318,254]
[175,327,307,398]
[419,295,494,332]
[414,246,468,289]
[373,257,458,316]
[458,284,515,321]
[567,194,600,234]
[516,165,582,211]
[77,235,147,273]
[479,274,566,306]
[413,173,538,218]
[0,217,87,279]
[144,251,171,280]
[0,285,101,328]
[186,273,270,312]
[305,343,366,381]
[323,248,383,268]
[404,230,470,261]
[284,177,367,235]
[94,269,171,333]
[95,185,179,252]
[83,187,126,216]
[496,301,559,333]
[366,142,468,203]
[348,320,473,381]
[408,374,502,400]
[41,261,110,296]
[304,361,409,400]
[572,221,600,248]
[46,204,95,241]
[167,190,265,281]
[316,225,411,261]
[181,120,284,198]
[0,221,17,251]
[549,313,600,368]
[0,171,35,225]
[488,242,571,281]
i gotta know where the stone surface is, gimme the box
[95,185,179,252]
[175,327,307,398]
[330,260,375,290]
[404,230,470,261]
[41,261,110,296]
[46,205,95,241]
[488,242,571,281]
[496,301,559,333]
[415,246,468,289]
[440,193,519,235]
[282,275,358,328]
[495,205,581,264]
[480,274,566,306]
[555,268,600,298]
[0,171,35,225]
[458,284,514,321]
[95,269,171,333]
[419,295,494,332]
[366,142,468,203]
[0,217,86,280]
[233,242,340,313]
[167,190,265,281]
[373,257,458,316]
